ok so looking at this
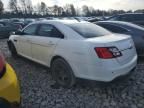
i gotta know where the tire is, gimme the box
[8,42,18,58]
[51,58,76,88]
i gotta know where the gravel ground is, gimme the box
[0,39,144,108]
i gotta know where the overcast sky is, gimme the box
[2,0,144,10]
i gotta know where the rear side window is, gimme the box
[98,23,129,33]
[134,14,144,21]
[37,24,64,38]
[23,24,38,35]
[67,23,111,38]
[120,15,134,21]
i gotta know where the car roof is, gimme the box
[26,20,88,40]
[117,13,144,16]
[96,21,144,31]
[97,21,130,24]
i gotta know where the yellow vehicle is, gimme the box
[0,52,20,108]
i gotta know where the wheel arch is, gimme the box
[7,40,16,50]
[50,55,77,77]
[7,39,15,48]
[7,40,13,49]
[7,40,13,45]
[50,55,68,67]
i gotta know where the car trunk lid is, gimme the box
[86,34,136,65]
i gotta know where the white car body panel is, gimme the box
[30,36,60,66]
[9,20,137,82]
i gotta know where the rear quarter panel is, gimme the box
[51,39,103,77]
[51,39,91,77]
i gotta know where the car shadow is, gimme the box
[7,54,138,93]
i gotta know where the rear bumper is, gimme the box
[73,55,137,82]
[110,66,136,82]
[0,63,20,104]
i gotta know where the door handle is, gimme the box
[48,43,55,45]
[26,40,30,42]
[48,41,54,45]
[14,39,17,42]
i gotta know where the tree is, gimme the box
[70,4,76,16]
[0,0,4,14]
[9,0,18,13]
[82,5,90,16]
[40,2,47,15]
[134,9,144,13]
[19,0,33,14]
[27,0,33,14]
[35,3,41,14]
[75,7,80,16]
[63,4,70,16]
[89,7,95,16]
[53,5,59,16]
[63,4,75,16]
[19,0,27,14]
[57,6,63,16]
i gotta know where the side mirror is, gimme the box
[15,30,24,35]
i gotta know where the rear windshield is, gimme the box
[67,23,111,38]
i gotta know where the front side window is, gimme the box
[37,24,64,38]
[23,24,38,35]
[67,23,111,38]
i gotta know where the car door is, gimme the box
[15,24,38,59]
[30,24,64,66]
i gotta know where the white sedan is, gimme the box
[8,20,137,87]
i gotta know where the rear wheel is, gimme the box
[51,58,76,88]
[8,41,18,58]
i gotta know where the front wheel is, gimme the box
[51,58,76,88]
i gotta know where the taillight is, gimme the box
[95,47,122,59]
[0,53,6,78]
